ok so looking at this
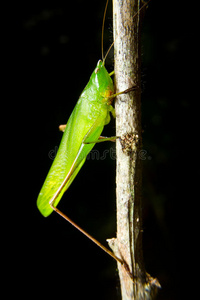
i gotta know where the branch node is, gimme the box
[107,238,135,282]
[119,132,139,155]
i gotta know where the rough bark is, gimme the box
[107,1,160,299]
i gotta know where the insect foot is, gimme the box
[119,132,139,155]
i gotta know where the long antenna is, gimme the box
[102,0,151,65]
[103,41,114,65]
[101,0,109,62]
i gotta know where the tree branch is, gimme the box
[107,1,160,299]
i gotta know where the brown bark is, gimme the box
[107,1,160,299]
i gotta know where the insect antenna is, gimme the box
[101,0,109,62]
[103,41,114,66]
[102,0,151,66]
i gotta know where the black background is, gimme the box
[7,0,196,299]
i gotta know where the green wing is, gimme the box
[37,108,106,217]
[37,60,114,217]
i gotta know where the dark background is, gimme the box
[8,0,196,299]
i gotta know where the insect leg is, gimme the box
[99,136,118,142]
[109,85,138,99]
[50,202,124,265]
[59,124,66,132]
[84,136,119,144]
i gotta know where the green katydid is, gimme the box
[37,0,150,273]
[37,57,130,263]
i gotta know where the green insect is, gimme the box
[37,59,128,263]
[37,59,116,217]
[37,0,149,271]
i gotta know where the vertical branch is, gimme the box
[113,0,144,298]
[107,0,160,299]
